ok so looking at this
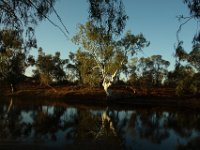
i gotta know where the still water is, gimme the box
[0,98,200,150]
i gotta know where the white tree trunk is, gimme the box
[102,79,112,97]
[91,52,124,98]
[102,70,118,98]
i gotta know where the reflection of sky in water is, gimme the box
[42,106,54,115]
[60,107,77,122]
[1,101,200,149]
[21,111,33,124]
[90,109,104,118]
[117,111,200,150]
[3,105,7,112]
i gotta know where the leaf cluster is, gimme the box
[0,0,56,50]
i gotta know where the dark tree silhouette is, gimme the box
[178,0,200,44]
[0,0,68,52]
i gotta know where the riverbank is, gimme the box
[2,85,176,99]
[1,85,200,108]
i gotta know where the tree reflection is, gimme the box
[167,111,200,137]
[73,107,123,150]
[33,106,66,138]
[0,101,78,146]
[115,108,200,149]
[95,109,118,139]
[137,110,169,144]
[0,100,200,149]
[0,100,22,139]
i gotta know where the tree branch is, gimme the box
[92,50,104,75]
[176,15,194,43]
[50,2,69,34]
[28,0,69,40]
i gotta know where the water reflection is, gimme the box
[0,99,200,150]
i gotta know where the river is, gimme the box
[0,98,200,150]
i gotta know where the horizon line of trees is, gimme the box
[1,32,200,96]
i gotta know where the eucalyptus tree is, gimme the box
[75,50,101,87]
[67,50,98,86]
[177,0,200,44]
[0,30,26,92]
[128,57,138,86]
[176,0,200,87]
[176,0,200,93]
[187,44,200,72]
[73,0,149,96]
[167,65,197,95]
[150,55,170,85]
[137,57,154,87]
[0,0,68,52]
[33,48,68,87]
[137,55,170,86]
[67,52,81,83]
[52,51,68,83]
[169,43,200,95]
[175,42,200,72]
[33,48,52,86]
[174,43,200,95]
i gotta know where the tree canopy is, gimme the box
[72,0,150,96]
[0,0,69,52]
[33,47,68,86]
[0,0,55,50]
[0,29,26,92]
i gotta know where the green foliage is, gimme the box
[175,42,189,63]
[67,50,101,87]
[0,30,23,51]
[72,22,149,88]
[168,65,194,84]
[187,44,200,72]
[167,65,200,96]
[174,41,200,95]
[184,0,200,19]
[175,74,200,96]
[88,0,128,36]
[118,31,150,55]
[66,52,81,83]
[33,48,68,85]
[0,30,26,86]
[82,0,148,93]
[178,1,200,44]
[127,57,138,85]
[0,0,56,50]
[137,55,170,86]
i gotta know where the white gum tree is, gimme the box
[73,0,149,97]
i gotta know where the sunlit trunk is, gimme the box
[102,79,112,97]
[102,70,118,98]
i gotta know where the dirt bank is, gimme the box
[1,85,199,108]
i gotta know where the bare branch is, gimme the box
[28,0,69,40]
[176,15,194,43]
[50,3,69,34]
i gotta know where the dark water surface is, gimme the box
[0,98,200,150]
